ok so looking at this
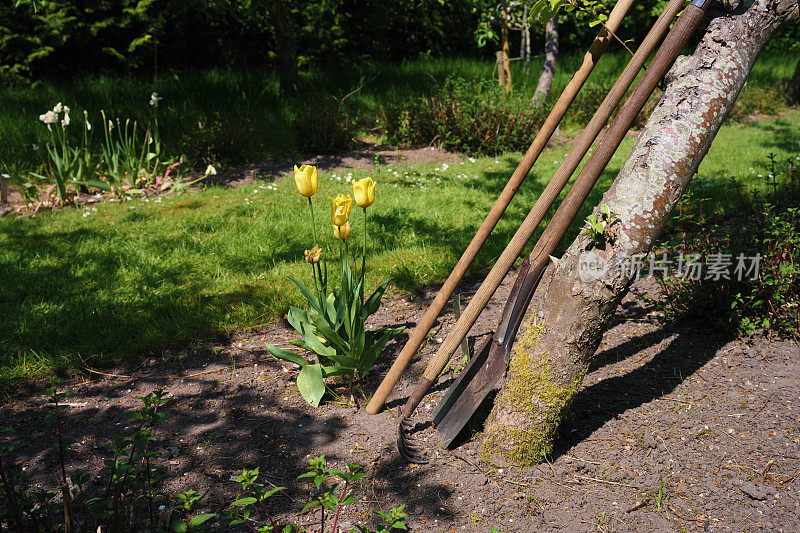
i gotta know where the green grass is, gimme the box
[2,110,799,382]
[1,51,793,169]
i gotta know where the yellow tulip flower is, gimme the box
[304,245,323,264]
[353,177,376,208]
[294,164,318,197]
[333,222,351,240]
[329,193,353,226]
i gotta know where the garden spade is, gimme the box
[400,0,716,462]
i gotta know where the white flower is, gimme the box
[53,102,63,113]
[205,164,217,176]
[32,144,39,151]
[149,92,162,106]
[39,111,57,124]
[61,112,70,127]
[108,120,114,132]
[85,119,91,131]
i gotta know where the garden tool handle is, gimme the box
[420,0,711,385]
[365,0,638,415]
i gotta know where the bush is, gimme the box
[294,98,357,155]
[656,156,800,338]
[727,84,787,122]
[179,112,260,167]
[381,77,551,155]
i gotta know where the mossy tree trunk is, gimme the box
[481,0,800,466]
[532,16,558,105]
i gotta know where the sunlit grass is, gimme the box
[1,110,798,383]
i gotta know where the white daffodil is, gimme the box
[149,92,162,106]
[39,111,57,124]
[108,120,114,132]
[205,165,217,176]
[84,111,91,131]
[53,102,63,113]
[61,112,70,127]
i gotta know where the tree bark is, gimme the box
[481,0,800,466]
[532,17,558,105]
[266,0,298,97]
[786,57,800,105]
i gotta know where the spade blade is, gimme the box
[434,336,510,448]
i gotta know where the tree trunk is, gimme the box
[481,0,799,466]
[532,17,558,105]
[786,57,800,105]
[266,0,298,97]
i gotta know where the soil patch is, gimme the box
[2,270,799,532]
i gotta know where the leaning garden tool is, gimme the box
[366,0,637,416]
[399,0,715,462]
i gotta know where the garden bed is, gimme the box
[2,269,798,531]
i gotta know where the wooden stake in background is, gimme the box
[500,8,512,93]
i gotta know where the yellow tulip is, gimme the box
[329,193,353,226]
[333,222,351,240]
[304,245,323,264]
[353,177,376,208]
[294,164,318,197]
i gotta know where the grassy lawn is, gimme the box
[2,109,799,382]
[1,52,793,169]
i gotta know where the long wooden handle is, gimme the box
[419,0,693,385]
[366,0,637,415]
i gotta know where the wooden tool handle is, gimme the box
[420,0,698,385]
[365,0,637,415]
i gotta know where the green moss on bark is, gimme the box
[480,321,586,466]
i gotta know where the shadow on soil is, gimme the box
[552,320,732,459]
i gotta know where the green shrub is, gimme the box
[381,77,551,155]
[294,98,357,154]
[179,112,260,167]
[657,155,800,338]
[728,84,787,122]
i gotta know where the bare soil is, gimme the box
[2,267,799,532]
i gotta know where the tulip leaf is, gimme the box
[265,343,307,368]
[297,364,325,407]
[288,276,325,316]
[309,314,351,355]
[359,328,398,374]
[365,278,393,316]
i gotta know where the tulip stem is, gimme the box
[308,197,323,300]
[361,207,367,304]
[308,197,319,247]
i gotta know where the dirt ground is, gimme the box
[2,264,798,532]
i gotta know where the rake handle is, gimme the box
[420,0,709,385]
[366,0,637,415]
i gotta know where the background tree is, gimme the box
[265,0,298,96]
[786,58,800,105]
[480,0,800,466]
[532,16,558,104]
